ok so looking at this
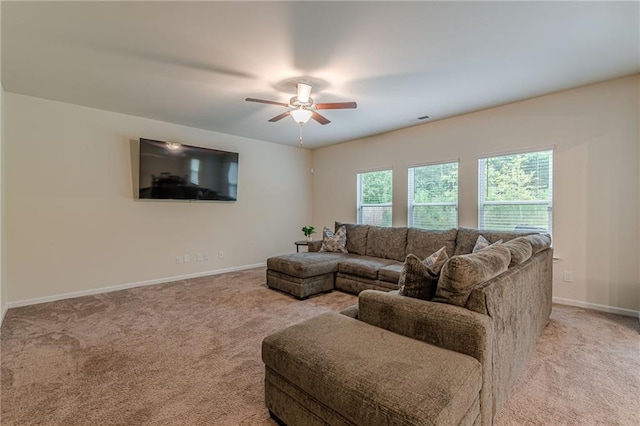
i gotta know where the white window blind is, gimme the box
[408,162,458,230]
[357,170,392,227]
[478,150,553,233]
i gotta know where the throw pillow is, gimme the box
[319,226,348,253]
[433,243,511,307]
[472,235,503,253]
[423,246,449,274]
[503,236,533,266]
[398,254,439,300]
[472,235,491,252]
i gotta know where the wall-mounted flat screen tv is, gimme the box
[138,138,238,201]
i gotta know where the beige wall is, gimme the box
[5,93,312,303]
[312,75,640,313]
[5,77,639,314]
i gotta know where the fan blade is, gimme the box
[312,111,331,125]
[268,111,291,122]
[315,102,357,110]
[245,98,289,107]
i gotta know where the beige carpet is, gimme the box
[1,268,638,425]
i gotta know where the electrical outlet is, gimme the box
[197,253,203,261]
[184,254,191,263]
[176,255,183,264]
[563,271,573,282]
[204,252,209,261]
[218,251,224,259]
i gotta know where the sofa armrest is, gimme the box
[358,289,494,425]
[308,241,322,252]
[359,290,493,363]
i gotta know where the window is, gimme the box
[478,149,553,233]
[408,162,458,230]
[357,170,392,226]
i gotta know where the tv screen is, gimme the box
[138,138,238,201]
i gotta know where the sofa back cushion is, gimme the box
[433,243,511,307]
[454,227,534,255]
[365,226,408,261]
[405,228,458,259]
[335,222,370,255]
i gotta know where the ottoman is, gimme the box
[266,253,347,299]
[262,312,482,426]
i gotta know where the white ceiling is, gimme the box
[2,1,639,149]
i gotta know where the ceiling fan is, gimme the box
[245,83,357,126]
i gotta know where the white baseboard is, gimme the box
[7,263,266,309]
[553,297,639,318]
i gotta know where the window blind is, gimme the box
[357,170,392,227]
[408,162,458,230]
[478,150,553,233]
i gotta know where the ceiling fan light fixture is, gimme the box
[296,83,312,104]
[290,108,313,124]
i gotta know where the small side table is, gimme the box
[295,240,316,252]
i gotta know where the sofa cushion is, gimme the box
[335,222,369,255]
[378,263,404,283]
[502,236,533,266]
[524,233,552,254]
[338,255,398,280]
[365,226,408,261]
[406,228,457,259]
[335,273,398,293]
[434,243,511,307]
[267,253,347,278]
[455,227,533,255]
[319,226,348,253]
[398,254,439,300]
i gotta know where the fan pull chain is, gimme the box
[299,124,304,146]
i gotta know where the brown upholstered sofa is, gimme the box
[267,222,547,298]
[263,223,553,425]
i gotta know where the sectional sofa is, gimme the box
[263,223,553,425]
[267,222,547,298]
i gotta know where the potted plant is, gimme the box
[302,225,316,242]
